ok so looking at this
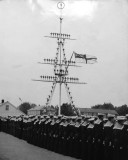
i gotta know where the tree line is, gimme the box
[91,103,128,116]
[18,102,128,116]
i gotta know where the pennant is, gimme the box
[74,51,97,64]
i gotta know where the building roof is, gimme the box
[78,108,118,115]
[28,105,56,111]
[28,105,45,111]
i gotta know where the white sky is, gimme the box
[0,0,128,108]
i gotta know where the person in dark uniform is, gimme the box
[58,116,67,154]
[113,116,127,160]
[22,116,28,140]
[35,115,43,147]
[53,115,63,153]
[18,115,24,139]
[27,115,36,144]
[36,115,45,147]
[40,115,48,148]
[123,114,128,160]
[43,115,52,149]
[12,116,16,136]
[47,116,57,151]
[81,116,90,160]
[73,117,83,159]
[60,116,70,155]
[103,114,115,160]
[93,113,104,160]
[67,116,77,157]
[86,117,96,160]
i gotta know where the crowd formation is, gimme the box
[0,113,128,160]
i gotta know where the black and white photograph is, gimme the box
[0,0,128,160]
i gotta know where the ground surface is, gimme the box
[0,132,77,160]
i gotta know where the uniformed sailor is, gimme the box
[81,116,90,160]
[93,113,104,160]
[103,114,115,160]
[60,117,71,155]
[52,115,63,153]
[73,117,83,158]
[18,115,24,139]
[47,116,57,151]
[43,115,52,149]
[67,116,77,157]
[86,117,96,160]
[58,116,66,154]
[63,117,72,156]
[123,114,128,160]
[27,115,36,144]
[113,116,126,160]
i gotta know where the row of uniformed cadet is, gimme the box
[0,113,128,160]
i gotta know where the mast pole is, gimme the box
[58,2,64,115]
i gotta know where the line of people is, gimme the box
[0,113,128,160]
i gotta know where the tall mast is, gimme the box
[58,2,63,115]
[32,2,87,116]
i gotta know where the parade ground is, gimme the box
[0,132,77,160]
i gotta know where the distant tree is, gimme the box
[91,104,102,109]
[18,102,36,114]
[55,105,59,115]
[91,103,128,115]
[61,103,76,116]
[91,103,115,110]
[102,103,115,110]
[115,104,128,115]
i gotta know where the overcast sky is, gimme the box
[0,0,128,108]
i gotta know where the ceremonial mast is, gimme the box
[32,2,97,115]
